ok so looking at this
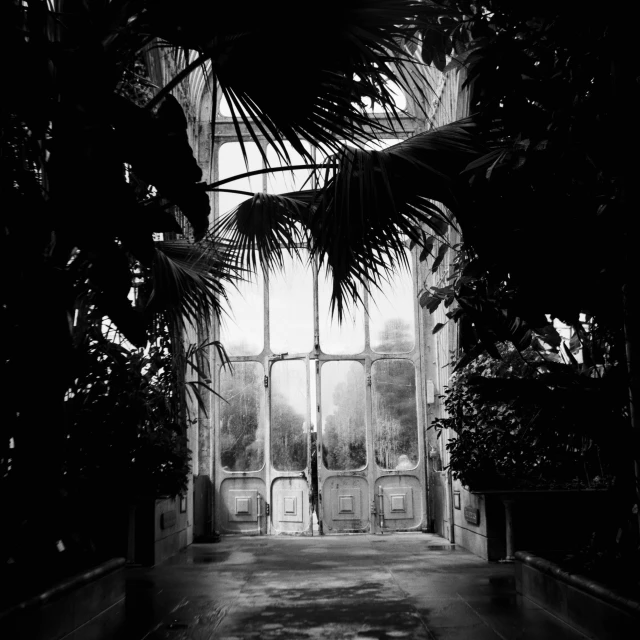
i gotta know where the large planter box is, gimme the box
[133,496,189,566]
[516,551,640,640]
[0,558,126,640]
[453,486,609,561]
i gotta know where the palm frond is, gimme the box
[311,120,483,319]
[149,240,237,328]
[144,1,432,159]
[213,119,484,319]
[212,191,319,274]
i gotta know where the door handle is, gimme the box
[378,486,385,531]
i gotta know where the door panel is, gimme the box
[272,477,310,533]
[220,478,267,534]
[375,475,422,531]
[322,475,369,533]
[269,359,311,534]
[217,361,266,535]
[318,361,370,534]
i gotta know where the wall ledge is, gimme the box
[516,551,640,617]
[0,558,125,621]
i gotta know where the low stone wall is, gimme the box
[0,558,126,640]
[153,496,189,565]
[133,496,190,565]
[452,487,505,561]
[453,488,609,562]
[516,551,640,640]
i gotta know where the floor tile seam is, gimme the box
[386,570,438,640]
[368,538,437,640]
[457,594,509,640]
[207,569,255,637]
[513,595,591,639]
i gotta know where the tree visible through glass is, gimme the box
[372,359,418,470]
[220,362,265,472]
[321,361,366,470]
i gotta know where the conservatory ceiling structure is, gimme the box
[205,79,433,536]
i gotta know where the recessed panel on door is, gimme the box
[220,478,266,534]
[272,477,309,534]
[322,476,369,533]
[382,486,413,520]
[376,475,422,532]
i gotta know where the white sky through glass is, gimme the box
[269,253,314,354]
[220,272,264,356]
[218,142,262,215]
[369,248,415,353]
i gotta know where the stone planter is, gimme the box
[516,551,640,640]
[131,496,190,566]
[454,487,609,561]
[0,558,126,640]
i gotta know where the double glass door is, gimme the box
[214,252,426,535]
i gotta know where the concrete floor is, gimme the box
[124,533,586,640]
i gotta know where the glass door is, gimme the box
[316,252,425,534]
[215,247,426,535]
[212,86,427,535]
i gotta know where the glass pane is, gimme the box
[220,362,265,472]
[321,361,366,470]
[218,142,262,215]
[271,360,308,471]
[266,142,311,194]
[369,250,415,353]
[220,273,264,356]
[269,253,313,354]
[372,359,418,470]
[365,138,403,151]
[318,271,364,354]
[309,360,317,433]
[219,94,251,119]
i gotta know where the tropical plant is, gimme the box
[430,343,617,490]
[403,2,639,563]
[64,296,220,501]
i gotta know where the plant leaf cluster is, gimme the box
[430,344,621,491]
[411,2,634,364]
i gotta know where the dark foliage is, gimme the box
[431,344,620,490]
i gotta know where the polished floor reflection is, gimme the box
[125,534,586,639]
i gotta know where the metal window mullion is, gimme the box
[263,269,272,533]
[315,357,323,530]
[364,353,377,531]
[362,288,378,531]
[411,247,429,527]
[212,138,222,224]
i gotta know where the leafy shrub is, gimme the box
[430,344,614,490]
[63,318,193,499]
